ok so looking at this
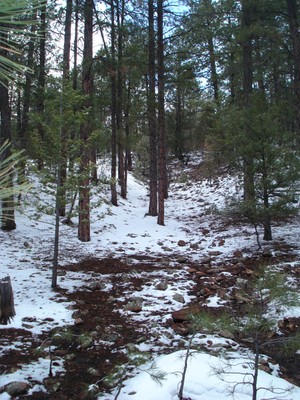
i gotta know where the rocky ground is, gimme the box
[1,249,300,399]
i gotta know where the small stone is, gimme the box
[187,267,197,273]
[173,323,190,336]
[155,281,168,291]
[200,256,211,265]
[208,251,222,256]
[219,330,235,340]
[177,240,186,247]
[172,304,201,322]
[173,293,185,304]
[4,381,31,396]
[89,281,105,291]
[124,298,143,312]
[195,271,206,277]
[74,318,84,325]
[177,257,188,263]
[233,250,243,258]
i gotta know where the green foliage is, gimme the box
[0,141,31,223]
[28,78,86,165]
[213,95,300,241]
[185,266,300,399]
[0,0,46,85]
[237,267,299,338]
[190,309,234,336]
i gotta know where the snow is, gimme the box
[1,155,300,399]
[100,351,299,400]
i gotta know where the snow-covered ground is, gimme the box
[1,155,300,399]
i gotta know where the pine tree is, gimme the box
[78,0,93,242]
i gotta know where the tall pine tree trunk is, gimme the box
[286,0,300,136]
[73,0,79,91]
[59,0,73,217]
[110,0,118,206]
[116,0,126,199]
[78,0,93,242]
[36,1,47,170]
[157,0,167,225]
[148,0,157,216]
[241,0,255,202]
[0,35,16,231]
[0,89,16,231]
[20,9,37,151]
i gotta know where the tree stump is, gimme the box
[0,276,16,324]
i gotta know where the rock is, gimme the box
[74,317,84,325]
[195,271,206,277]
[3,381,31,396]
[200,256,211,265]
[173,323,190,336]
[172,304,201,322]
[190,242,199,250]
[233,250,243,258]
[177,240,186,247]
[219,329,235,340]
[155,281,168,291]
[173,293,185,304]
[88,281,106,291]
[208,251,222,256]
[177,257,188,263]
[124,298,143,312]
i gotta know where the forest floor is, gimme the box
[1,251,300,399]
[1,156,300,399]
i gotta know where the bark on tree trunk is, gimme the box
[59,0,73,217]
[286,0,300,135]
[203,0,219,104]
[78,0,93,242]
[73,0,79,91]
[116,0,126,199]
[36,1,47,171]
[148,0,157,216]
[174,85,184,161]
[157,0,167,225]
[110,0,118,206]
[0,83,16,231]
[20,9,37,151]
[0,32,16,231]
[241,0,255,202]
